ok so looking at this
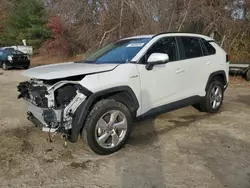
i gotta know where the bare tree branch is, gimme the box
[119,0,124,39]
[178,0,192,32]
[99,24,119,48]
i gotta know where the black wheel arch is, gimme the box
[205,70,228,92]
[69,86,139,142]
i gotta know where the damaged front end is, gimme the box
[17,79,92,143]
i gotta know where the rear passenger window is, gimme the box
[181,37,202,59]
[202,40,216,55]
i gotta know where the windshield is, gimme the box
[84,38,151,64]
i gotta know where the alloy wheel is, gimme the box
[210,86,222,109]
[95,110,128,149]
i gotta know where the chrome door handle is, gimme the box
[176,69,185,74]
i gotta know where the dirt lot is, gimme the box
[0,69,250,188]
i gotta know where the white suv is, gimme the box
[17,33,229,155]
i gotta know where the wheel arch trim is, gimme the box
[69,85,139,142]
[205,70,228,92]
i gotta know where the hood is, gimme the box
[22,62,119,80]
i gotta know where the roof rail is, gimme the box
[152,32,203,38]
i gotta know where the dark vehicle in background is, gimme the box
[0,48,30,70]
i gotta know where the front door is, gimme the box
[136,37,186,115]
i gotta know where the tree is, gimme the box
[2,0,50,48]
[40,16,71,56]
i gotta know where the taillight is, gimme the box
[226,54,230,63]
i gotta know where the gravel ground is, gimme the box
[0,69,250,188]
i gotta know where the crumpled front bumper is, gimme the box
[26,101,63,131]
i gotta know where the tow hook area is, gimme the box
[62,133,68,147]
[27,111,70,147]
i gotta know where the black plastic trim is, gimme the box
[78,86,93,97]
[69,86,139,142]
[205,70,227,92]
[137,96,202,120]
[207,40,216,43]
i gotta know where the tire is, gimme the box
[2,62,8,70]
[194,79,224,113]
[246,69,250,81]
[82,99,132,155]
[23,66,29,70]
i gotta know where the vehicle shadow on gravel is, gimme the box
[178,130,250,188]
[117,112,216,188]
[237,95,250,106]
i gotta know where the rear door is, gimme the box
[176,36,209,97]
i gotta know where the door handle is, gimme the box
[176,68,185,74]
[206,61,212,65]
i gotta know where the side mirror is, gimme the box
[146,53,169,70]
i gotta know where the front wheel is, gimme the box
[194,80,224,113]
[2,62,9,70]
[82,99,132,155]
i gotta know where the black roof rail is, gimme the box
[152,32,204,38]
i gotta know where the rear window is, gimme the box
[4,49,24,55]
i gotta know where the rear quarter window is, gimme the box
[201,39,216,55]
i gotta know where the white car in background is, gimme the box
[17,32,229,155]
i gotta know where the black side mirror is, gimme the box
[146,53,169,70]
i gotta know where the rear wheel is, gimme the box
[246,69,250,81]
[82,99,132,155]
[194,80,224,113]
[23,66,29,70]
[2,62,8,70]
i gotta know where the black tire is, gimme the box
[23,66,29,70]
[82,99,132,155]
[2,62,8,70]
[246,69,250,81]
[194,79,224,113]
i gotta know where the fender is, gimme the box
[205,70,227,92]
[69,86,139,142]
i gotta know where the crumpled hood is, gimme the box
[22,62,119,80]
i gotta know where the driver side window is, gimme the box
[139,37,178,64]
